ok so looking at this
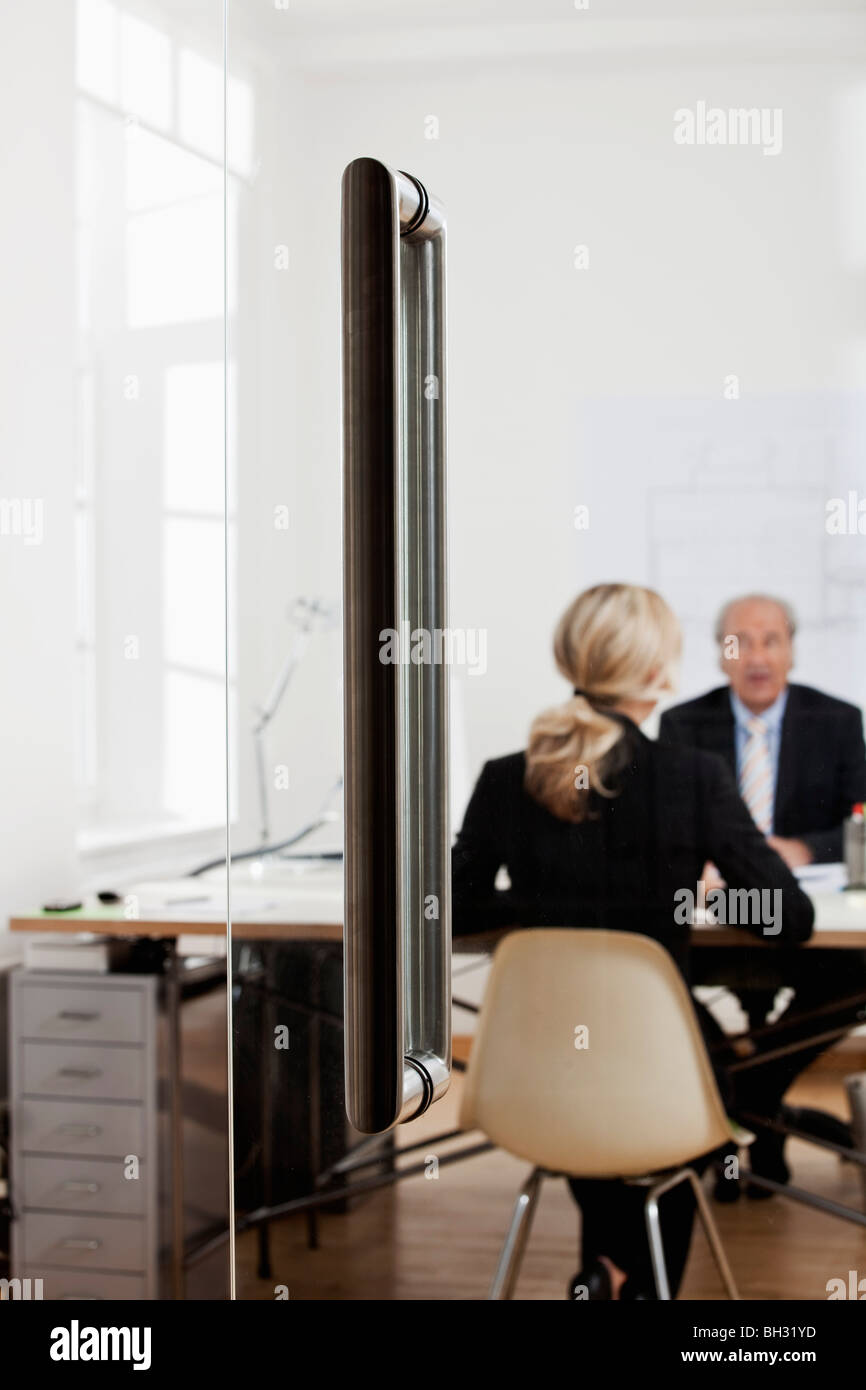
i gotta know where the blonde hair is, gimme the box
[524,584,681,822]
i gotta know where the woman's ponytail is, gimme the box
[524,584,680,823]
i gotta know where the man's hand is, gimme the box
[767,835,813,869]
[699,860,725,889]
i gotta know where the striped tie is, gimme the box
[740,715,773,834]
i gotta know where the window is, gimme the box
[75,0,251,846]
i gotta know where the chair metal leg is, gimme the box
[845,1073,866,1213]
[643,1183,673,1301]
[685,1169,740,1300]
[488,1168,544,1300]
[643,1166,739,1302]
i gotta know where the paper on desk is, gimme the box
[121,881,281,921]
[692,863,858,931]
[120,878,343,924]
[793,861,848,893]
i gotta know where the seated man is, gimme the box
[659,593,866,868]
[660,593,866,1191]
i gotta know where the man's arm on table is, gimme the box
[791,704,866,865]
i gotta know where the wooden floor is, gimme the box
[234,1038,866,1302]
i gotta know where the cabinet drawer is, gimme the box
[15,982,145,1044]
[21,1212,146,1273]
[19,1155,147,1216]
[23,1266,148,1301]
[16,1099,145,1159]
[22,1042,145,1102]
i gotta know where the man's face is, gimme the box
[720,599,793,713]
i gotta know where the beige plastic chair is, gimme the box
[459,928,751,1300]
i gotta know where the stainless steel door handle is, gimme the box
[342,157,451,1134]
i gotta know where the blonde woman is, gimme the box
[452,583,814,1299]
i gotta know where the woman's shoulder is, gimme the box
[464,751,528,817]
[646,733,734,787]
[474,737,734,801]
[478,750,527,783]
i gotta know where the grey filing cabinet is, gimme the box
[10,969,160,1299]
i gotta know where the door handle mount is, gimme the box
[342,157,451,1134]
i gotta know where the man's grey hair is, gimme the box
[714,594,797,645]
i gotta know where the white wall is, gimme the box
[0,0,230,951]
[3,4,866,946]
[232,7,866,854]
[0,2,79,957]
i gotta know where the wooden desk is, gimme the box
[8,909,341,942]
[11,882,866,949]
[8,871,347,942]
[692,889,866,950]
[7,872,347,1300]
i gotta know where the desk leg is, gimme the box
[166,942,185,1300]
[306,949,322,1251]
[258,944,273,1280]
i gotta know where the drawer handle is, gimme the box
[57,1011,101,1022]
[57,1124,102,1138]
[58,1067,103,1080]
[61,1238,101,1251]
[61,1181,101,1194]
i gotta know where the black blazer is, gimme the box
[451,717,813,977]
[659,684,866,864]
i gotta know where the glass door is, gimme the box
[1,0,231,1305]
[225,0,866,1305]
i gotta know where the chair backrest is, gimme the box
[459,928,734,1177]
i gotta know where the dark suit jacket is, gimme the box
[451,717,813,977]
[658,684,866,864]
